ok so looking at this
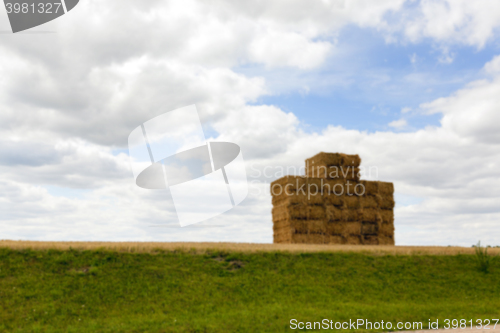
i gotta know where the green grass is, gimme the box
[0,248,499,332]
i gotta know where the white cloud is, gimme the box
[249,31,332,69]
[422,75,500,144]
[483,55,500,74]
[409,53,417,64]
[388,118,408,128]
[1,0,500,246]
[400,0,500,48]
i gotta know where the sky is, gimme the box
[1,0,500,246]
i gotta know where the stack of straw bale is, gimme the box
[272,153,395,245]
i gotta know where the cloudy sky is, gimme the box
[1,0,500,245]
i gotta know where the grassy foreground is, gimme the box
[0,245,499,332]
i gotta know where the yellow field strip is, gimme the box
[1,240,499,255]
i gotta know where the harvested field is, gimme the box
[1,240,499,255]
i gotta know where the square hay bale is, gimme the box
[326,221,343,235]
[289,219,308,234]
[305,152,361,167]
[344,195,360,209]
[322,178,346,193]
[272,192,322,206]
[301,192,323,205]
[308,220,327,234]
[291,233,309,244]
[376,194,395,210]
[379,209,394,224]
[362,235,379,245]
[361,222,378,235]
[344,235,362,245]
[379,235,395,245]
[359,180,379,196]
[272,205,307,220]
[341,209,359,222]
[359,195,378,209]
[305,164,328,178]
[271,192,302,206]
[271,179,323,206]
[358,208,382,223]
[325,205,343,221]
[308,205,326,220]
[275,229,292,243]
[327,221,361,236]
[306,164,360,181]
[308,233,325,244]
[272,219,290,230]
[306,178,325,192]
[270,176,306,193]
[378,181,394,196]
[335,166,360,181]
[327,235,343,244]
[379,222,395,237]
[323,192,345,207]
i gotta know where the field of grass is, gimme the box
[0,242,499,332]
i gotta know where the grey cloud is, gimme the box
[0,141,62,166]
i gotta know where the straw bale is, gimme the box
[344,195,360,209]
[308,220,327,234]
[270,176,306,193]
[361,222,378,235]
[272,219,290,230]
[379,235,395,245]
[325,205,342,221]
[322,178,346,193]
[291,233,309,244]
[323,192,344,207]
[359,180,379,196]
[305,152,361,167]
[326,221,343,235]
[272,182,326,206]
[274,193,324,207]
[341,209,358,221]
[379,209,394,224]
[272,192,301,206]
[307,165,360,181]
[277,204,308,220]
[378,181,394,196]
[344,235,362,245]
[274,229,292,243]
[288,219,308,234]
[360,195,378,209]
[326,235,343,245]
[362,235,379,245]
[379,223,394,237]
[327,221,361,236]
[302,192,324,205]
[307,233,325,244]
[308,205,326,220]
[376,195,395,210]
[358,208,382,223]
[306,178,325,192]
